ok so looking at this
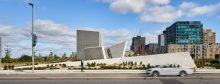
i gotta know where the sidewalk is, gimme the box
[195,69,220,74]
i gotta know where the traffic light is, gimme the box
[32,33,37,47]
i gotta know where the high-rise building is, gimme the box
[158,33,165,47]
[203,29,216,45]
[77,30,102,60]
[130,36,145,55]
[165,21,203,45]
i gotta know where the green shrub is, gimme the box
[3,65,7,70]
[213,64,220,69]
[34,63,38,65]
[47,65,50,68]
[11,65,14,70]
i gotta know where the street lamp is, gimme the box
[28,2,34,73]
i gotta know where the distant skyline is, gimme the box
[0,0,220,57]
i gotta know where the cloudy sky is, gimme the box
[0,0,220,57]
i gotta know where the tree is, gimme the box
[35,53,44,63]
[54,54,60,62]
[61,52,67,62]
[18,55,32,62]
[3,48,13,63]
[70,52,77,61]
[48,52,55,63]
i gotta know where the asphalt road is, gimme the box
[1,73,220,78]
[1,79,220,84]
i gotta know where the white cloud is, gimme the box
[140,5,183,23]
[100,0,182,23]
[187,3,220,17]
[179,2,197,10]
[109,0,146,14]
[99,0,220,23]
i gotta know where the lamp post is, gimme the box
[0,37,1,70]
[29,3,34,73]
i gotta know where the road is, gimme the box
[1,79,220,84]
[1,73,220,78]
[1,73,220,84]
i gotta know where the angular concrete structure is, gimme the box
[77,30,102,60]
[65,52,196,68]
[105,41,127,58]
[84,47,107,60]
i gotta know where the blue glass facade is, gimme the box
[165,21,203,45]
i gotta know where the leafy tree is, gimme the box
[61,52,68,62]
[48,52,55,63]
[3,48,13,63]
[35,53,44,62]
[18,55,32,62]
[54,54,60,62]
[70,52,77,61]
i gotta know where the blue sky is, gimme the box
[0,0,220,57]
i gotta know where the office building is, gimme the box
[165,21,203,45]
[158,33,166,54]
[158,34,165,47]
[130,36,146,55]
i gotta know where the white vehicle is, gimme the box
[146,66,193,77]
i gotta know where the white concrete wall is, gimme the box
[14,52,196,69]
[119,52,196,68]
[77,30,101,60]
[105,41,127,58]
[84,47,106,60]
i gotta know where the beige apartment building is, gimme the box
[203,29,216,45]
[167,44,220,60]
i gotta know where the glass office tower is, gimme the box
[165,21,203,45]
